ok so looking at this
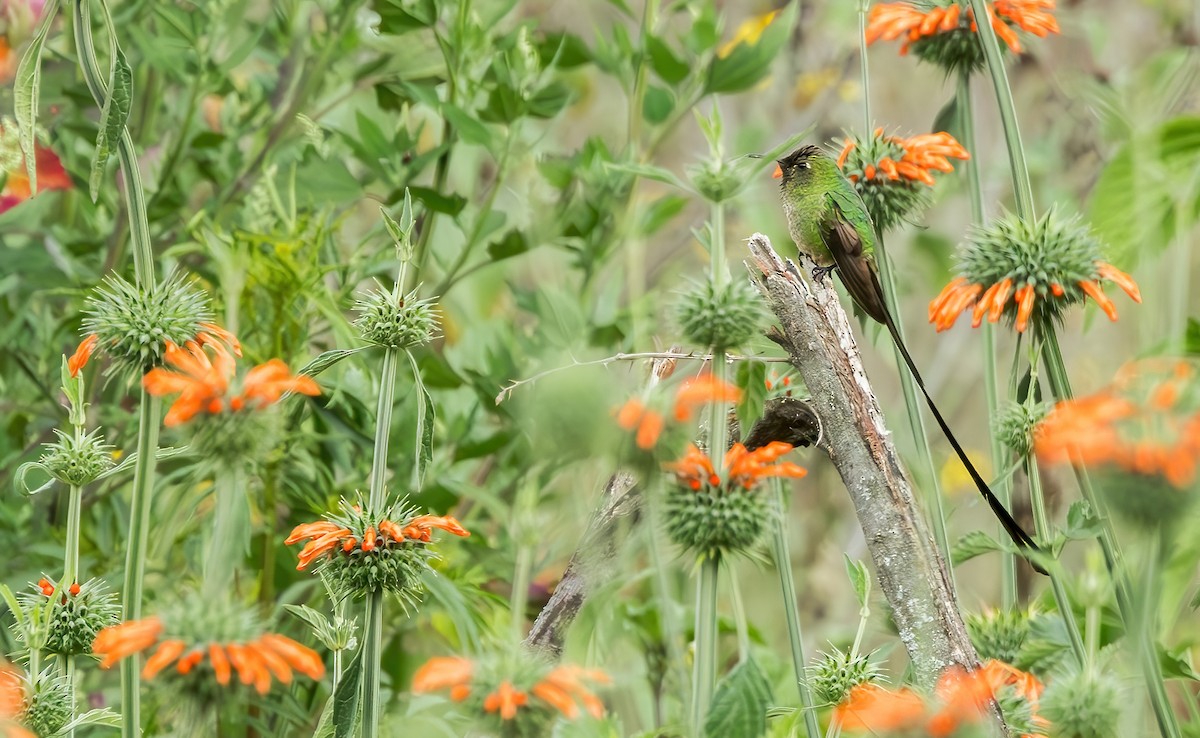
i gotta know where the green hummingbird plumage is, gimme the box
[774,144,1044,569]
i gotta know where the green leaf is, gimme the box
[604,161,689,191]
[704,657,773,738]
[442,104,494,149]
[55,707,122,733]
[296,348,370,379]
[283,604,332,635]
[642,85,675,125]
[647,35,689,84]
[1064,500,1103,540]
[15,462,55,496]
[952,530,1007,565]
[14,0,60,192]
[355,111,392,161]
[333,645,364,738]
[90,47,134,202]
[705,3,796,95]
[372,0,438,33]
[734,360,767,438]
[487,229,529,261]
[930,94,965,148]
[640,194,688,236]
[408,350,435,491]
[527,81,573,119]
[844,555,871,609]
[410,186,467,216]
[1160,644,1200,681]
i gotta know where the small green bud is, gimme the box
[994,402,1052,458]
[40,429,115,486]
[22,671,73,737]
[663,485,769,558]
[82,271,213,381]
[675,279,764,353]
[1040,667,1122,738]
[354,285,440,349]
[966,607,1031,665]
[808,647,883,706]
[690,161,741,203]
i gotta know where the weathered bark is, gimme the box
[746,232,980,689]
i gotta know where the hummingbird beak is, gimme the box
[771,164,783,179]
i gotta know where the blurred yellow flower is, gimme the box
[939,450,992,498]
[717,10,780,59]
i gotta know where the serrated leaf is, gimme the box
[844,555,870,609]
[14,0,60,192]
[1064,500,1103,540]
[952,530,1006,566]
[90,47,134,202]
[704,657,773,738]
[333,646,364,738]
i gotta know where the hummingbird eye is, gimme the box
[800,161,810,169]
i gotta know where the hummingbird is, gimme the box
[773,144,1043,569]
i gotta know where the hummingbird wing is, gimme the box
[819,195,890,325]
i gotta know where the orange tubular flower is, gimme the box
[67,334,99,377]
[615,398,665,450]
[286,510,469,571]
[0,142,72,215]
[483,681,529,720]
[231,359,319,410]
[412,656,475,695]
[866,1,1059,59]
[835,683,926,733]
[534,666,608,718]
[839,129,969,188]
[673,374,742,422]
[665,442,806,492]
[1035,360,1200,489]
[93,619,323,695]
[143,340,236,426]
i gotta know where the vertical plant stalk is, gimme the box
[64,481,83,738]
[73,7,161,735]
[955,71,1017,605]
[204,466,248,600]
[1023,455,1086,664]
[692,200,730,731]
[770,487,822,738]
[509,479,536,644]
[1040,334,1181,738]
[361,348,399,738]
[856,9,953,572]
[121,393,161,738]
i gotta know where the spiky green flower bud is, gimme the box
[994,402,1053,459]
[675,279,764,353]
[966,608,1031,664]
[21,671,73,737]
[663,485,769,558]
[808,647,883,706]
[1040,667,1122,738]
[691,161,741,203]
[354,285,440,349]
[44,579,120,656]
[39,429,115,487]
[82,271,213,380]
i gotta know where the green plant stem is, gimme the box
[1024,456,1086,665]
[964,0,1034,219]
[64,484,82,588]
[72,0,154,286]
[361,347,398,738]
[728,569,750,660]
[956,70,1017,606]
[691,553,720,733]
[509,479,535,644]
[1040,332,1181,738]
[857,8,952,575]
[771,487,821,738]
[204,466,247,600]
[644,482,689,711]
[121,393,161,738]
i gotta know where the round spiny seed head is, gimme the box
[994,402,1053,459]
[675,279,765,353]
[185,405,283,465]
[44,578,120,656]
[966,608,1031,665]
[663,485,769,558]
[1040,667,1122,738]
[40,428,115,486]
[808,647,883,706]
[21,671,73,737]
[910,25,993,74]
[959,208,1105,327]
[354,285,440,349]
[82,271,213,380]
[838,134,932,232]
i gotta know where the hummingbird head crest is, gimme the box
[774,145,828,186]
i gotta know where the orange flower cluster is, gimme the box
[615,399,665,450]
[0,142,72,214]
[838,130,970,187]
[837,660,1045,737]
[92,617,324,695]
[67,322,242,378]
[139,336,317,426]
[866,1,1059,55]
[285,514,469,571]
[0,661,33,738]
[929,263,1141,334]
[412,656,608,721]
[1035,360,1200,488]
[673,374,742,421]
[34,578,79,598]
[666,441,806,491]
